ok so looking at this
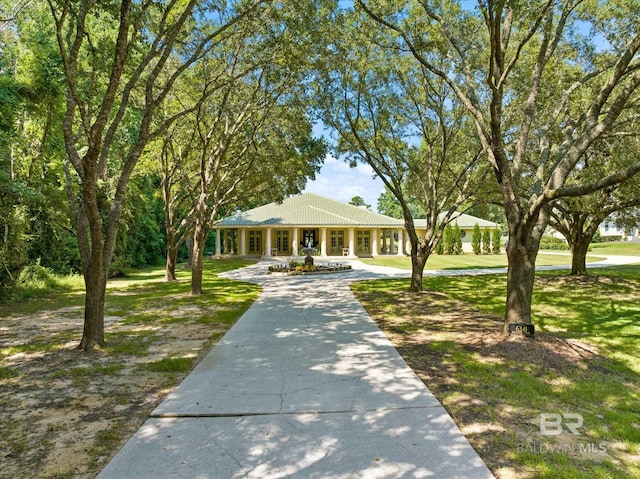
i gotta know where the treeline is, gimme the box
[0,1,328,313]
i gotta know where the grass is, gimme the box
[589,241,640,256]
[361,241,640,271]
[351,264,640,478]
[360,252,601,270]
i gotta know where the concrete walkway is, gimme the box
[97,254,638,478]
[97,260,493,479]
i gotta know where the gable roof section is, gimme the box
[217,193,404,227]
[413,213,499,229]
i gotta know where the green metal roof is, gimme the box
[217,193,404,227]
[414,213,499,230]
[217,193,499,230]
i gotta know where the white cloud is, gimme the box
[303,154,384,210]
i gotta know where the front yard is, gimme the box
[352,265,640,478]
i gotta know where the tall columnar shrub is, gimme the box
[435,235,444,255]
[454,224,463,255]
[443,223,454,254]
[471,223,481,254]
[492,227,502,254]
[482,228,491,254]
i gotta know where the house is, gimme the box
[599,219,639,241]
[214,193,500,257]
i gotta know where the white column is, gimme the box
[215,229,221,257]
[372,228,379,256]
[265,228,272,256]
[320,228,327,256]
[292,228,299,256]
[239,229,247,256]
[349,228,355,257]
[382,229,387,254]
[397,229,404,256]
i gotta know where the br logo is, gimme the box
[539,413,584,436]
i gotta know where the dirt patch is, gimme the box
[0,304,228,479]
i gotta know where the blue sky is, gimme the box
[302,154,385,211]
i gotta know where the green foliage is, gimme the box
[492,227,501,254]
[453,223,462,255]
[376,187,425,218]
[591,229,602,243]
[471,223,481,254]
[435,233,444,254]
[482,228,491,254]
[443,223,454,254]
[539,236,569,251]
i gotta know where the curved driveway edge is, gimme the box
[97,260,493,479]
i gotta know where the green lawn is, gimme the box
[361,241,640,271]
[361,252,600,270]
[352,265,640,478]
[589,241,640,256]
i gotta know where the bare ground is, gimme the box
[0,302,229,479]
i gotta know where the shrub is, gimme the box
[482,228,491,254]
[492,227,502,254]
[17,261,58,291]
[454,224,463,255]
[472,223,481,255]
[539,236,568,250]
[443,223,454,254]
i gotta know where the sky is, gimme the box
[302,154,385,211]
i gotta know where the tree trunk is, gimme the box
[503,234,537,335]
[409,246,428,292]
[190,221,206,296]
[77,251,107,350]
[570,235,591,276]
[164,242,178,282]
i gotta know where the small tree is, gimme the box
[443,223,454,255]
[454,224,463,255]
[435,235,444,255]
[492,227,501,254]
[482,229,491,254]
[471,223,481,255]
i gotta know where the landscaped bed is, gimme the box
[268,260,352,275]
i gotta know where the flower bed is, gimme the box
[268,261,352,275]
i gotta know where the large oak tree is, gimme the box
[359,0,640,332]
[49,0,271,350]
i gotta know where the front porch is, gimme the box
[213,226,407,258]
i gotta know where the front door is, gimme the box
[302,229,318,249]
[275,230,289,255]
[356,230,370,254]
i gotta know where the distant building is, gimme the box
[599,219,639,241]
[215,193,500,257]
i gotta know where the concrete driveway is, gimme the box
[98,259,494,478]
